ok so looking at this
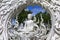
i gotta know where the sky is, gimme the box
[25,5,45,16]
[11,18,16,25]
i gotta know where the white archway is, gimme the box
[0,0,60,40]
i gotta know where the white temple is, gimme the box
[0,0,60,40]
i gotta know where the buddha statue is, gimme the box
[19,14,39,33]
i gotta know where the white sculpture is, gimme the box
[0,0,60,40]
[18,14,39,33]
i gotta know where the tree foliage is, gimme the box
[18,9,32,24]
[35,12,51,24]
[18,9,51,25]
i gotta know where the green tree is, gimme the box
[18,9,32,24]
[35,12,51,24]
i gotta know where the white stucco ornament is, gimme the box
[0,0,60,40]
